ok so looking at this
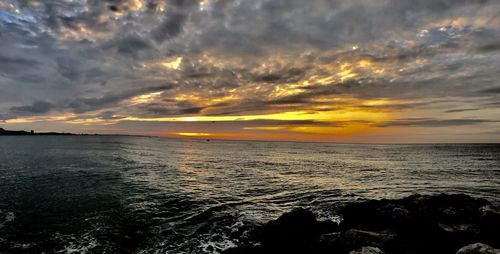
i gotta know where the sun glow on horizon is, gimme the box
[119,98,398,138]
[173,132,213,137]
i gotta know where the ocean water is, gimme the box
[0,136,499,253]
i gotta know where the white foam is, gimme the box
[0,211,15,229]
[200,238,237,254]
[55,232,98,254]
[5,212,15,222]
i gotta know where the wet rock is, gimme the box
[226,194,498,254]
[340,194,490,233]
[339,194,492,253]
[456,243,500,254]
[260,208,339,252]
[349,246,385,254]
[342,229,396,251]
[312,229,396,254]
[315,232,343,251]
[478,206,500,246]
[479,206,500,222]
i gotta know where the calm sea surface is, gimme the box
[0,136,499,253]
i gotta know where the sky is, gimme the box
[0,0,499,143]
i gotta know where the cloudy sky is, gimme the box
[1,0,499,142]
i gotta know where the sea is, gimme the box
[0,136,499,253]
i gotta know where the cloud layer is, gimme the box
[1,0,499,141]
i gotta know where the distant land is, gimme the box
[0,127,153,137]
[0,127,81,136]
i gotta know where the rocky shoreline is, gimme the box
[224,194,500,254]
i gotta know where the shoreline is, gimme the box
[223,194,500,254]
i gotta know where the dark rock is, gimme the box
[456,243,500,254]
[341,229,396,251]
[438,222,481,239]
[312,229,396,254]
[340,194,490,233]
[478,206,500,247]
[314,232,344,253]
[226,194,497,254]
[339,194,492,253]
[260,208,339,252]
[349,246,386,254]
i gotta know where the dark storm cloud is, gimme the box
[151,12,186,43]
[151,0,199,42]
[10,101,55,114]
[102,34,154,58]
[134,103,205,116]
[0,55,38,69]
[251,68,307,84]
[476,43,500,53]
[479,87,500,94]
[56,56,82,81]
[67,84,174,113]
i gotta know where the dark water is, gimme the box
[0,136,499,253]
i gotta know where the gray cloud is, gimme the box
[67,84,174,113]
[445,108,481,113]
[152,13,186,43]
[10,101,55,114]
[480,87,500,94]
[0,55,39,72]
[104,34,154,57]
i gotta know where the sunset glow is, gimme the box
[172,132,213,137]
[1,0,499,143]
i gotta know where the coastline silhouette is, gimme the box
[0,127,77,136]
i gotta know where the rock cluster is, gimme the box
[223,194,500,254]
